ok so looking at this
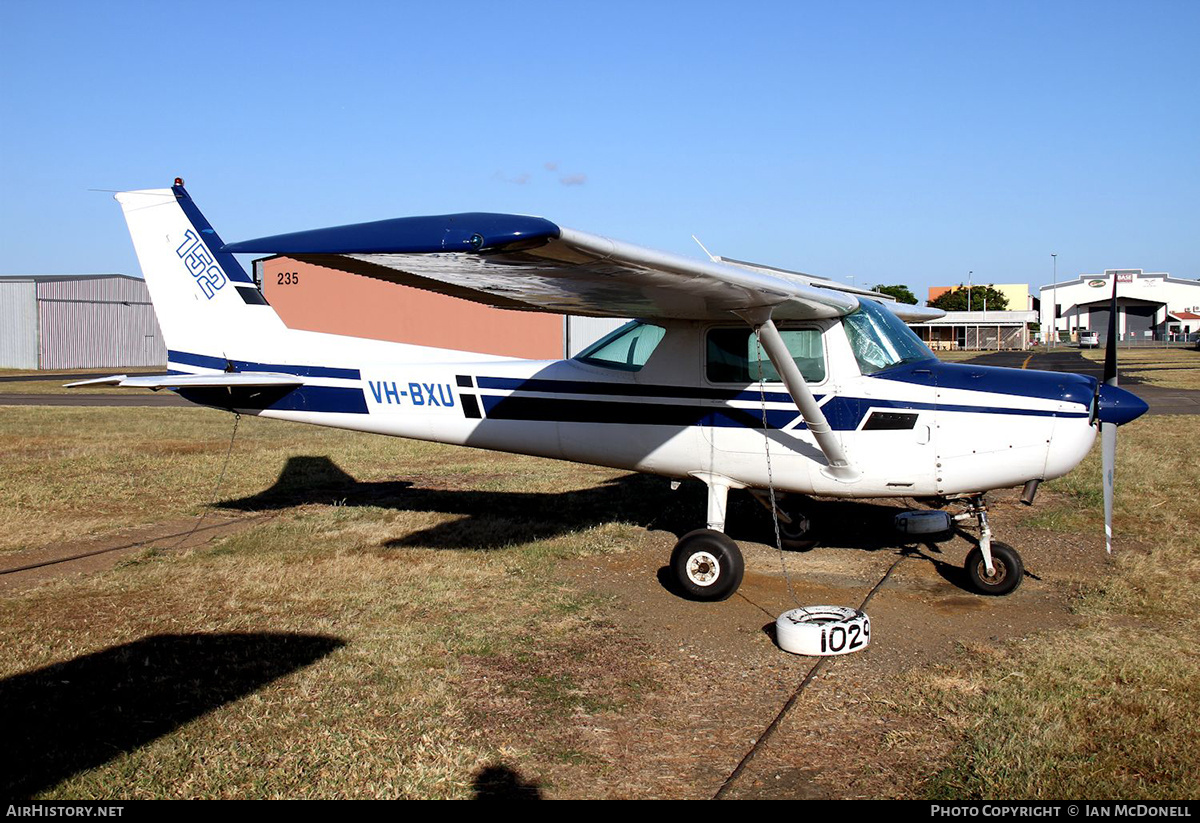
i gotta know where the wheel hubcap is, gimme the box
[978,559,1007,584]
[686,551,721,586]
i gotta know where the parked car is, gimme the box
[1079,331,1100,348]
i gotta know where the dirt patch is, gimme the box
[2,476,1119,798]
[0,513,275,594]
[543,487,1112,798]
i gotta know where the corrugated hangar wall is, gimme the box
[258,256,627,358]
[0,275,166,369]
[0,279,39,369]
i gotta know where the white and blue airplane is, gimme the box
[75,181,1148,601]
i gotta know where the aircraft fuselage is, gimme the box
[174,318,1100,500]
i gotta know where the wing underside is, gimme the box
[224,214,868,322]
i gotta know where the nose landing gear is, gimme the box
[953,494,1024,596]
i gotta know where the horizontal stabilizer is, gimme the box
[66,373,304,390]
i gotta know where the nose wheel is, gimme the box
[965,542,1023,596]
[953,495,1025,596]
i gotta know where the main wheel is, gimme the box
[670,529,745,601]
[779,510,817,551]
[965,542,1024,596]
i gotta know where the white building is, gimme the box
[1039,269,1200,343]
[910,310,1039,351]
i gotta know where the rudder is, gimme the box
[116,181,285,363]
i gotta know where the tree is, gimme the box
[929,285,1009,312]
[872,284,918,304]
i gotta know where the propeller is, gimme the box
[1092,272,1149,553]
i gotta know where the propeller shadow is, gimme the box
[0,632,345,798]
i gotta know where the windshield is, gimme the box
[841,299,935,375]
[574,321,666,371]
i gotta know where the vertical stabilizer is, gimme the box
[115,182,286,363]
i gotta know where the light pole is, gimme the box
[1050,253,1057,348]
[967,271,973,312]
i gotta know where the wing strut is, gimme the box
[754,318,861,482]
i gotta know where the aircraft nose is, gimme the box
[1096,383,1149,426]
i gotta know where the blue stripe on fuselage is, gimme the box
[479,394,800,429]
[163,356,1089,427]
[475,375,795,404]
[822,396,1085,431]
[168,350,361,381]
[869,360,1097,408]
[176,384,368,414]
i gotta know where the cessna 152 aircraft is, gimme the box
[77,181,1148,601]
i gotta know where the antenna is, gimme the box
[691,235,719,262]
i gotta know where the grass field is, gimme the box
[2,395,1198,798]
[931,350,984,362]
[0,380,159,395]
[0,407,665,798]
[1080,348,1200,390]
[912,415,1200,799]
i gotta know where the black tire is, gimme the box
[965,542,1024,596]
[779,511,817,551]
[670,529,745,601]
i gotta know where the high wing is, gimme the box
[66,373,304,390]
[223,213,921,322]
[710,255,943,324]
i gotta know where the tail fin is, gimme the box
[116,182,286,364]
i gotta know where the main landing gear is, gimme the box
[668,480,1027,601]
[669,474,745,601]
[670,529,744,601]
[667,475,812,601]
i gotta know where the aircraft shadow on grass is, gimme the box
[217,456,978,581]
[0,632,344,798]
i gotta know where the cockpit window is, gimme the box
[842,299,935,374]
[706,327,825,383]
[574,321,666,371]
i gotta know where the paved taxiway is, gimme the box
[969,349,1199,415]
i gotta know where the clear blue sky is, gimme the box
[2,0,1197,301]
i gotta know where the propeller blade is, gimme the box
[1103,272,1120,385]
[1100,272,1123,554]
[1102,420,1116,554]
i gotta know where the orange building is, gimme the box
[927,285,954,303]
[928,283,1034,310]
[257,255,565,359]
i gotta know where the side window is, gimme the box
[706,328,825,384]
[575,321,666,371]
